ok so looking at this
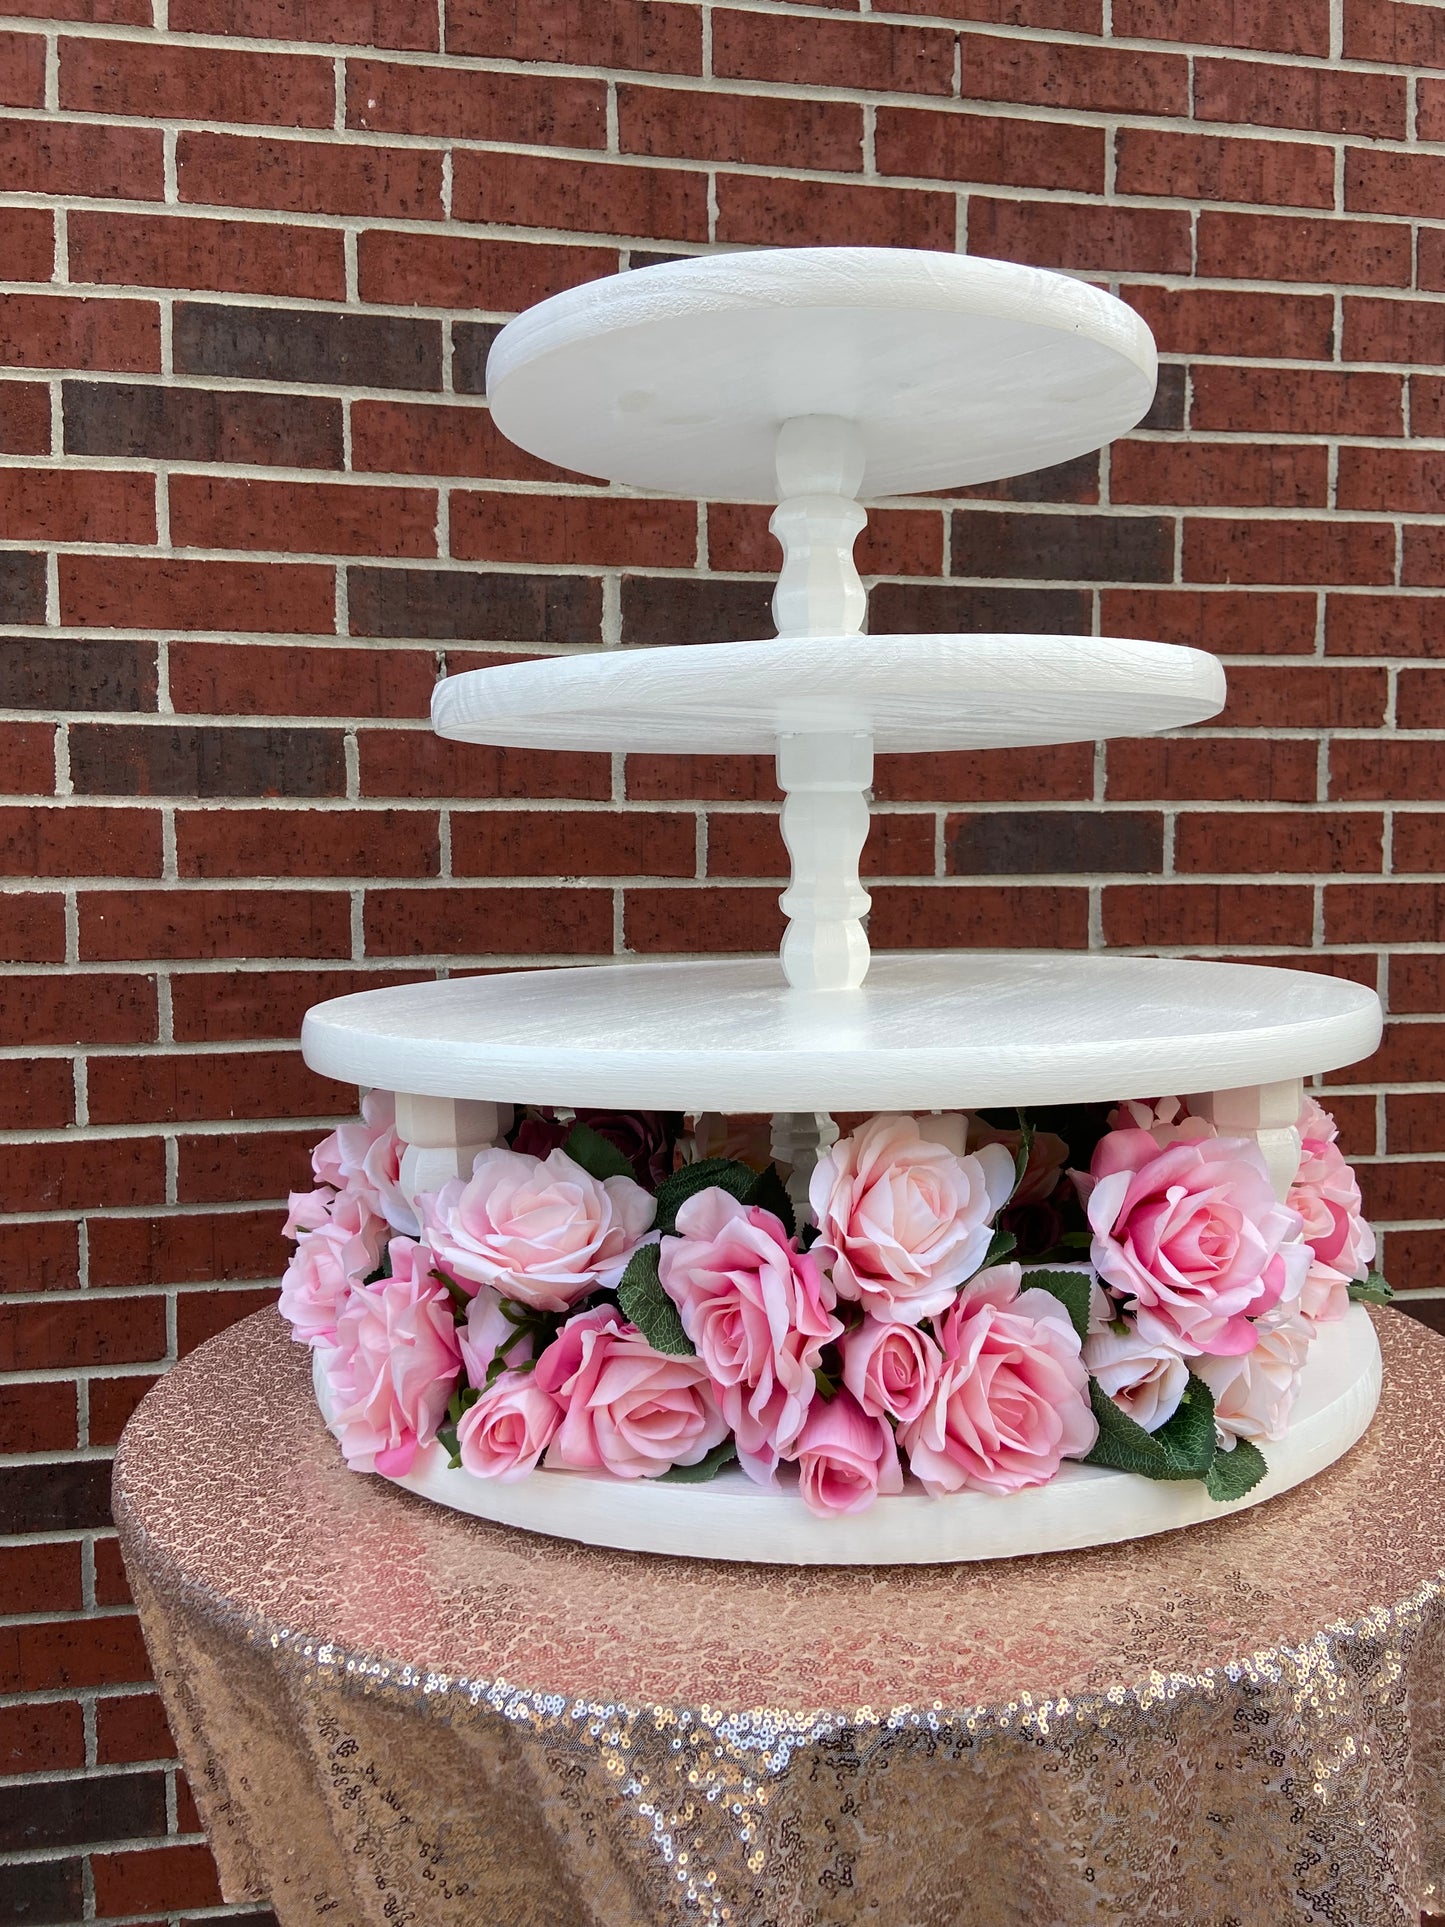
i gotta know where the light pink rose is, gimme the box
[535,1308,729,1479]
[456,1369,560,1481]
[966,1117,1069,1206]
[792,1389,903,1517]
[421,1144,654,1313]
[659,1189,840,1483]
[809,1113,1015,1324]
[1080,1130,1308,1357]
[840,1315,941,1424]
[898,1265,1097,1495]
[283,1187,334,1239]
[1195,1310,1313,1444]
[318,1237,462,1476]
[312,1087,419,1237]
[457,1286,532,1388]
[278,1189,384,1347]
[1107,1096,1215,1152]
[1288,1097,1375,1325]
[1081,1324,1190,1433]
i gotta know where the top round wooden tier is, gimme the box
[485,248,1157,499]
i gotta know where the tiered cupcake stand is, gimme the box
[301,247,1384,1565]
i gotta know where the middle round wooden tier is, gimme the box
[300,953,1383,1113]
[431,633,1226,754]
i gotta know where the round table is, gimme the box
[114,1309,1445,1927]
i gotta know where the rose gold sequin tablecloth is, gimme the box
[114,1308,1445,1927]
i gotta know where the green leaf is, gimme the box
[657,1437,738,1483]
[1204,1436,1267,1503]
[1059,1230,1093,1249]
[744,1162,796,1238]
[562,1121,636,1185]
[1011,1109,1035,1197]
[617,1242,694,1357]
[981,1227,1017,1270]
[1347,1268,1393,1306]
[1084,1371,1217,1481]
[1021,1267,1091,1345]
[651,1157,757,1236]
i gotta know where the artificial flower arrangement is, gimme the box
[280,1092,1390,1518]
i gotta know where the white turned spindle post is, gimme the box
[1191,1078,1304,1202]
[394,1092,509,1211]
[770,1110,839,1225]
[770,414,875,992]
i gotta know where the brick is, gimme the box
[0,293,159,372]
[1111,440,1326,509]
[870,883,1089,949]
[178,805,439,877]
[87,1375,160,1443]
[0,30,45,106]
[452,491,695,568]
[1,204,55,283]
[0,893,65,961]
[349,567,600,643]
[1390,954,1445,1015]
[1121,285,1335,360]
[0,466,154,544]
[957,452,1101,507]
[886,0,1098,21]
[1419,231,1445,297]
[624,882,780,952]
[171,475,436,559]
[1391,815,1445,873]
[0,972,155,1045]
[712,9,951,93]
[0,1379,79,1452]
[0,716,55,789]
[1194,54,1406,137]
[66,379,342,469]
[94,1537,132,1608]
[1101,588,1318,656]
[0,1141,162,1213]
[876,743,1094,803]
[176,1283,281,1351]
[454,151,707,242]
[351,400,563,482]
[0,804,161,876]
[0,1861,84,1926]
[70,723,343,797]
[952,509,1173,582]
[364,885,612,956]
[1420,81,1445,142]
[620,574,774,648]
[358,232,616,312]
[1117,0,1326,50]
[1175,809,1382,874]
[60,36,334,126]
[452,324,502,396]
[11,1617,153,1697]
[170,640,432,719]
[88,1049,351,1124]
[1191,365,1401,437]
[93,1844,222,1919]
[88,1210,283,1288]
[0,379,49,452]
[1183,518,1394,587]
[69,210,345,302]
[1107,737,1318,802]
[968,197,1191,274]
[1,1461,111,1537]
[0,1057,72,1129]
[1333,740,1445,801]
[1338,448,1445,516]
[948,810,1162,875]
[178,130,441,222]
[1104,881,1311,946]
[1388,1092,1445,1153]
[0,635,154,711]
[0,552,44,625]
[964,33,1186,112]
[1403,526,1445,590]
[0,1543,83,1616]
[708,809,934,878]
[1196,211,1410,286]
[1219,664,1386,728]
[708,503,942,578]
[447,0,703,72]
[1347,149,1445,220]
[626,753,779,802]
[358,730,608,802]
[348,57,603,145]
[0,1701,85,1774]
[1343,0,1445,66]
[80,889,350,961]
[0,1293,165,1369]
[452,808,693,878]
[875,106,1103,192]
[3,122,157,208]
[95,1694,175,1766]
[620,84,862,172]
[174,301,442,391]
[1327,884,1445,944]
[1397,671,1445,729]
[172,0,438,46]
[716,173,953,250]
[1356,1160,1445,1223]
[1122,127,1334,208]
[168,966,424,1042]
[1341,1019,1445,1085]
[173,1126,318,1205]
[61,556,336,634]
[1342,298,1444,366]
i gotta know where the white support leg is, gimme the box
[770,1110,839,1226]
[1191,1079,1304,1201]
[394,1093,509,1209]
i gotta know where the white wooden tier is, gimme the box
[485,248,1157,500]
[314,1306,1381,1566]
[299,953,1383,1113]
[432,633,1226,755]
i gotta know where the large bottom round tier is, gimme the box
[314,1307,1380,1566]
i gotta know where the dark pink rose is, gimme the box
[792,1388,903,1516]
[512,1109,679,1188]
[1288,1097,1375,1324]
[839,1315,941,1424]
[535,1308,729,1479]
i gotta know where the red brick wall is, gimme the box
[2,0,1443,1918]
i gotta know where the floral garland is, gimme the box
[279,1094,1390,1517]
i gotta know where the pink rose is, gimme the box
[456,1369,560,1481]
[512,1108,678,1188]
[1288,1098,1375,1325]
[840,1315,941,1424]
[283,1187,334,1239]
[278,1189,384,1347]
[966,1117,1069,1206]
[809,1113,1015,1324]
[1195,1310,1313,1444]
[421,1144,654,1313]
[898,1265,1097,1495]
[1080,1130,1309,1357]
[1081,1323,1190,1433]
[792,1389,903,1517]
[1107,1096,1215,1152]
[456,1287,531,1388]
[318,1237,462,1476]
[659,1189,840,1482]
[312,1087,418,1237]
[535,1308,729,1479]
